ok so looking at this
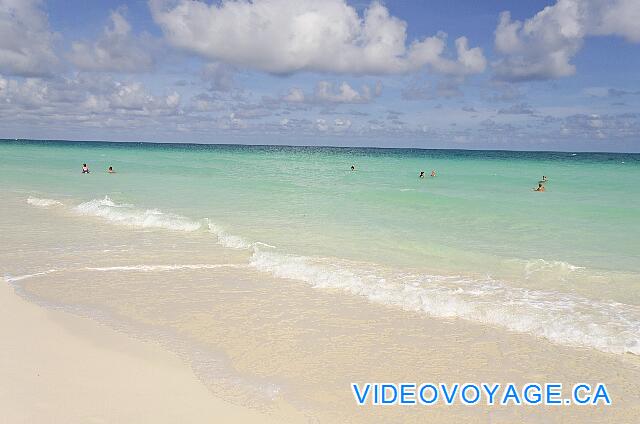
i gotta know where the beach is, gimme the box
[0,279,289,424]
[1,140,640,422]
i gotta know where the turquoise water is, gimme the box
[2,139,640,354]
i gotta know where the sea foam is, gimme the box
[249,249,640,355]
[21,194,640,356]
[206,220,276,250]
[74,196,201,232]
[27,197,62,208]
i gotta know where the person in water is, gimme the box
[431,170,437,177]
[108,166,115,174]
[351,165,355,171]
[419,171,425,178]
[81,163,90,174]
[533,183,545,192]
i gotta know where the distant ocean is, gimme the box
[2,139,639,356]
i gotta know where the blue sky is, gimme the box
[0,0,639,151]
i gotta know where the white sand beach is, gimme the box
[0,281,291,424]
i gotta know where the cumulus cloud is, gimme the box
[0,0,58,77]
[0,75,50,108]
[149,0,485,76]
[494,0,640,81]
[68,8,156,72]
[283,87,306,103]
[558,112,640,140]
[284,80,382,104]
[0,74,181,115]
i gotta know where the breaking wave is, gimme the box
[27,197,62,208]
[20,194,640,356]
[74,196,201,232]
[249,249,640,355]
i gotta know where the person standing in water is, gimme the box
[431,170,437,177]
[108,166,115,174]
[81,163,90,174]
[351,165,356,171]
[419,171,425,178]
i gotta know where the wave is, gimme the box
[74,196,201,232]
[522,259,585,278]
[19,194,640,355]
[27,197,62,208]
[206,220,254,249]
[206,220,276,250]
[249,249,640,355]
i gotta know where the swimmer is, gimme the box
[351,165,356,171]
[81,163,90,174]
[419,171,425,178]
[108,166,115,174]
[431,170,436,177]
[533,183,545,192]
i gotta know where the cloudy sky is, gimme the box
[1,0,639,151]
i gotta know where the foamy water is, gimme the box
[74,196,202,232]
[15,193,640,355]
[27,197,62,208]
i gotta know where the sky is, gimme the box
[0,0,639,152]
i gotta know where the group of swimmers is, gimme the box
[419,170,436,178]
[351,164,546,192]
[82,163,115,174]
[533,175,548,192]
[351,164,437,179]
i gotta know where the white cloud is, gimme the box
[0,74,181,115]
[68,8,155,72]
[284,87,305,103]
[315,118,329,132]
[0,0,58,76]
[149,0,485,76]
[494,0,640,81]
[0,76,49,108]
[591,0,640,42]
[333,117,352,131]
[284,80,382,104]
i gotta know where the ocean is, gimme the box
[1,139,639,422]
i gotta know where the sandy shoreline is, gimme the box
[2,192,640,422]
[0,282,283,424]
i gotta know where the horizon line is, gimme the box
[1,137,639,155]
